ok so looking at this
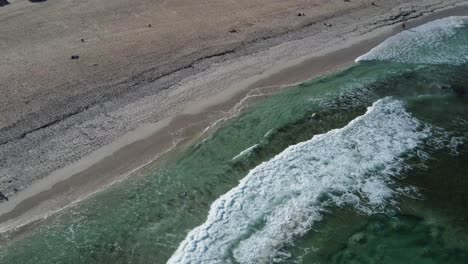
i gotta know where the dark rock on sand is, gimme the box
[0,0,9,7]
[0,191,8,201]
[70,55,80,60]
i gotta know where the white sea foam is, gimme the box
[232,144,259,161]
[168,98,430,264]
[356,16,468,65]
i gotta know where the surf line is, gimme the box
[169,97,430,264]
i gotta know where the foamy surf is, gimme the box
[168,98,431,264]
[356,16,468,65]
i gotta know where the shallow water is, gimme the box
[1,16,468,264]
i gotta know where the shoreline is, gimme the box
[1,1,468,235]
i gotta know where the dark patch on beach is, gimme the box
[0,0,9,7]
[28,0,47,3]
[0,192,8,202]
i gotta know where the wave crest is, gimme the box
[168,98,430,264]
[356,16,468,65]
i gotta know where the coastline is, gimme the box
[1,0,468,235]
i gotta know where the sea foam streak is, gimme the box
[356,16,468,65]
[168,98,429,264]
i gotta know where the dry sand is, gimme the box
[1,0,467,232]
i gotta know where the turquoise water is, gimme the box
[1,16,468,264]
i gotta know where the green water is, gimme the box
[1,17,467,264]
[282,142,468,264]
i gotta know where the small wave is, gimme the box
[232,144,259,161]
[168,98,430,264]
[356,16,468,65]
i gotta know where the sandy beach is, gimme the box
[1,0,467,235]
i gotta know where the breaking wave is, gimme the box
[356,16,468,65]
[168,98,431,264]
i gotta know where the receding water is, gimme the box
[1,16,468,264]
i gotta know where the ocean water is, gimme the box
[1,16,468,264]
